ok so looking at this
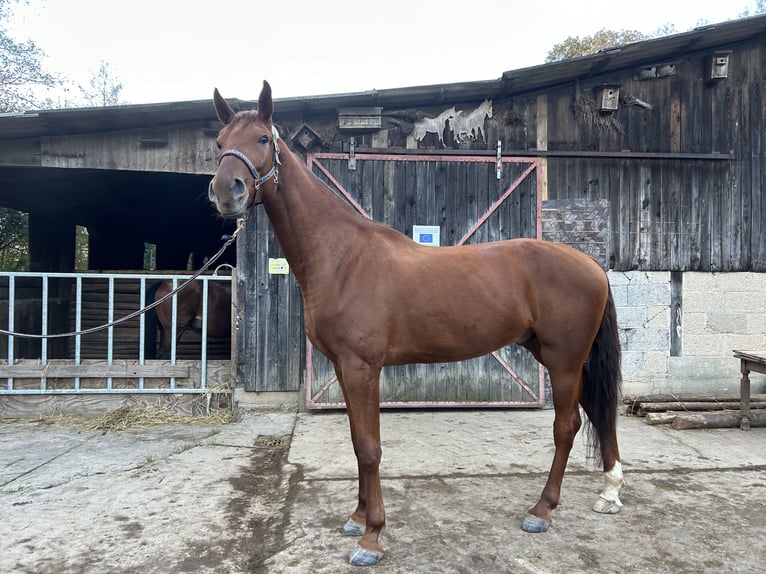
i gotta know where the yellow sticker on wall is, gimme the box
[268,258,290,275]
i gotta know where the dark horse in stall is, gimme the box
[208,81,624,566]
[145,280,231,360]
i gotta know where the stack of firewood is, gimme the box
[624,393,766,429]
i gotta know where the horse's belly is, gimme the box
[386,312,529,365]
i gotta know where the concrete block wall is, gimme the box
[608,271,766,396]
[669,273,766,394]
[608,271,672,395]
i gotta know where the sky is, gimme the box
[5,0,760,106]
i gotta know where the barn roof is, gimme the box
[1,13,764,140]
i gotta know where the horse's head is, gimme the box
[208,81,281,218]
[483,100,493,119]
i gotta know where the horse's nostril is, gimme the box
[208,180,217,203]
[231,178,247,199]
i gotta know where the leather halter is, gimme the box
[219,125,282,205]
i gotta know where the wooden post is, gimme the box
[536,94,548,202]
[740,363,751,430]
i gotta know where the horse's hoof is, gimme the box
[340,518,365,536]
[592,496,623,514]
[521,514,550,533]
[348,546,384,566]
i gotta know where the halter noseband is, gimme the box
[219,125,282,205]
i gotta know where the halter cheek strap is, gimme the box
[219,125,282,205]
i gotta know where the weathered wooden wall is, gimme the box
[534,39,764,271]
[266,35,764,273]
[236,32,764,394]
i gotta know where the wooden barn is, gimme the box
[0,15,764,415]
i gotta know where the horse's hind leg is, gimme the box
[522,364,582,533]
[581,401,624,515]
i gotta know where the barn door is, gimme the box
[305,153,544,409]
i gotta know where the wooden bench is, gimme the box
[733,350,766,430]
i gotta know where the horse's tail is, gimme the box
[144,281,163,360]
[581,281,622,464]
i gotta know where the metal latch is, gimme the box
[496,140,502,179]
[348,137,356,171]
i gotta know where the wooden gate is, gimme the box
[305,153,544,409]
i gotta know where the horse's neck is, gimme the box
[262,146,366,287]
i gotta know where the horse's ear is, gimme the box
[257,80,273,123]
[213,88,235,125]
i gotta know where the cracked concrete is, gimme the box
[1,409,765,573]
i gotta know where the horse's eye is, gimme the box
[215,141,222,150]
[259,135,269,144]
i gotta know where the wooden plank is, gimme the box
[733,350,766,364]
[637,401,766,414]
[625,392,766,405]
[645,412,682,425]
[0,138,42,166]
[0,393,227,419]
[0,360,189,378]
[750,78,765,271]
[671,410,766,430]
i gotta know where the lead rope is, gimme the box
[0,218,245,340]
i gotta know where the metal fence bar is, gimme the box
[40,276,48,391]
[74,276,82,391]
[200,278,209,390]
[169,277,178,390]
[6,275,14,391]
[107,276,114,390]
[138,278,146,390]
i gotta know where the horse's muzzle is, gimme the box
[209,176,249,218]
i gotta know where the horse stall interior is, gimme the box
[0,271,233,417]
[0,163,237,416]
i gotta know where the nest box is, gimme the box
[291,124,322,150]
[595,85,621,112]
[708,51,732,81]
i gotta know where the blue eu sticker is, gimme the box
[419,233,433,243]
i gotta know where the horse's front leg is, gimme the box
[335,359,386,566]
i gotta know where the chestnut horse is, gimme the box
[208,81,624,567]
[145,280,231,360]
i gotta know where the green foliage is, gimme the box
[545,29,646,62]
[79,61,125,107]
[0,0,59,112]
[0,207,28,271]
[547,8,765,64]
[739,0,766,16]
[75,225,89,270]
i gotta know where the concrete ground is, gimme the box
[1,408,765,573]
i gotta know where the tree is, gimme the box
[739,0,766,16]
[0,208,28,271]
[0,0,59,112]
[79,61,125,107]
[545,29,646,62]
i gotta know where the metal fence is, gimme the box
[0,271,232,395]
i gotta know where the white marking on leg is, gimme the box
[592,460,624,514]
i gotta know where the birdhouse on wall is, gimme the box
[291,124,322,150]
[708,51,732,81]
[595,85,620,112]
